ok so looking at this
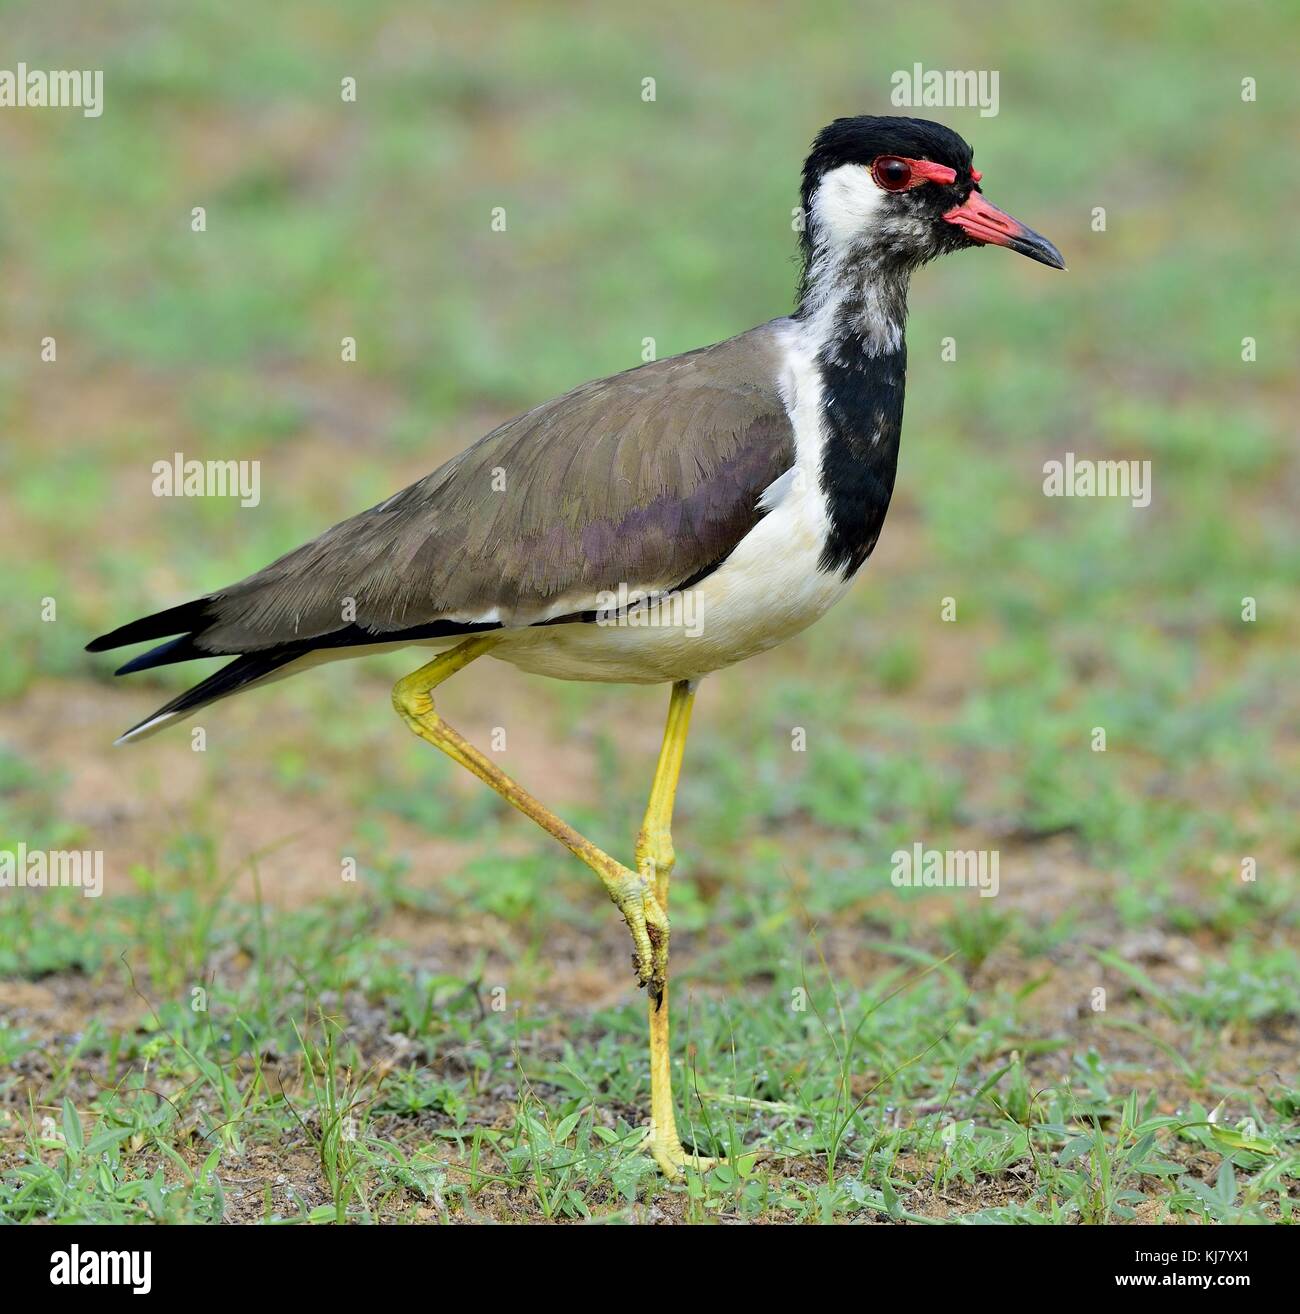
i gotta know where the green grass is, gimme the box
[1,0,1297,1222]
[2,882,1296,1223]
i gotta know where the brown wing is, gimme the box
[192,321,795,650]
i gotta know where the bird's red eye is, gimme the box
[872,156,913,191]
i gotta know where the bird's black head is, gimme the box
[797,115,1064,302]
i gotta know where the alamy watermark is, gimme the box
[890,842,999,897]
[50,1246,151,1294]
[1,844,103,897]
[594,583,704,637]
[152,452,261,507]
[0,64,102,117]
[891,63,999,117]
[1043,453,1151,508]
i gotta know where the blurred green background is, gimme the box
[0,0,1297,1223]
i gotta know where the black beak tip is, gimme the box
[1011,229,1067,271]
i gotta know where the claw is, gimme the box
[644,918,668,1002]
[611,870,669,996]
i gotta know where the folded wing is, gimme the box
[89,323,796,695]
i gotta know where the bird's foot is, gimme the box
[645,1121,767,1180]
[609,868,669,998]
[646,1121,718,1178]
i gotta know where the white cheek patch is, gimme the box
[810,163,886,253]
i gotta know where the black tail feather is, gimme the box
[93,596,509,743]
[116,647,307,743]
[113,633,212,675]
[86,598,213,653]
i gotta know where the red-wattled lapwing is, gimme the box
[88,116,1063,1176]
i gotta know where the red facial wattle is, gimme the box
[902,158,958,186]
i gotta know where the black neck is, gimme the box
[814,329,907,579]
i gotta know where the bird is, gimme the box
[87,115,1063,1178]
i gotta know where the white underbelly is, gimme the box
[488,476,852,684]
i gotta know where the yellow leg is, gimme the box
[635,678,695,906]
[392,638,669,995]
[635,680,720,1177]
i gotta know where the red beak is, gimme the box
[942,192,1065,270]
